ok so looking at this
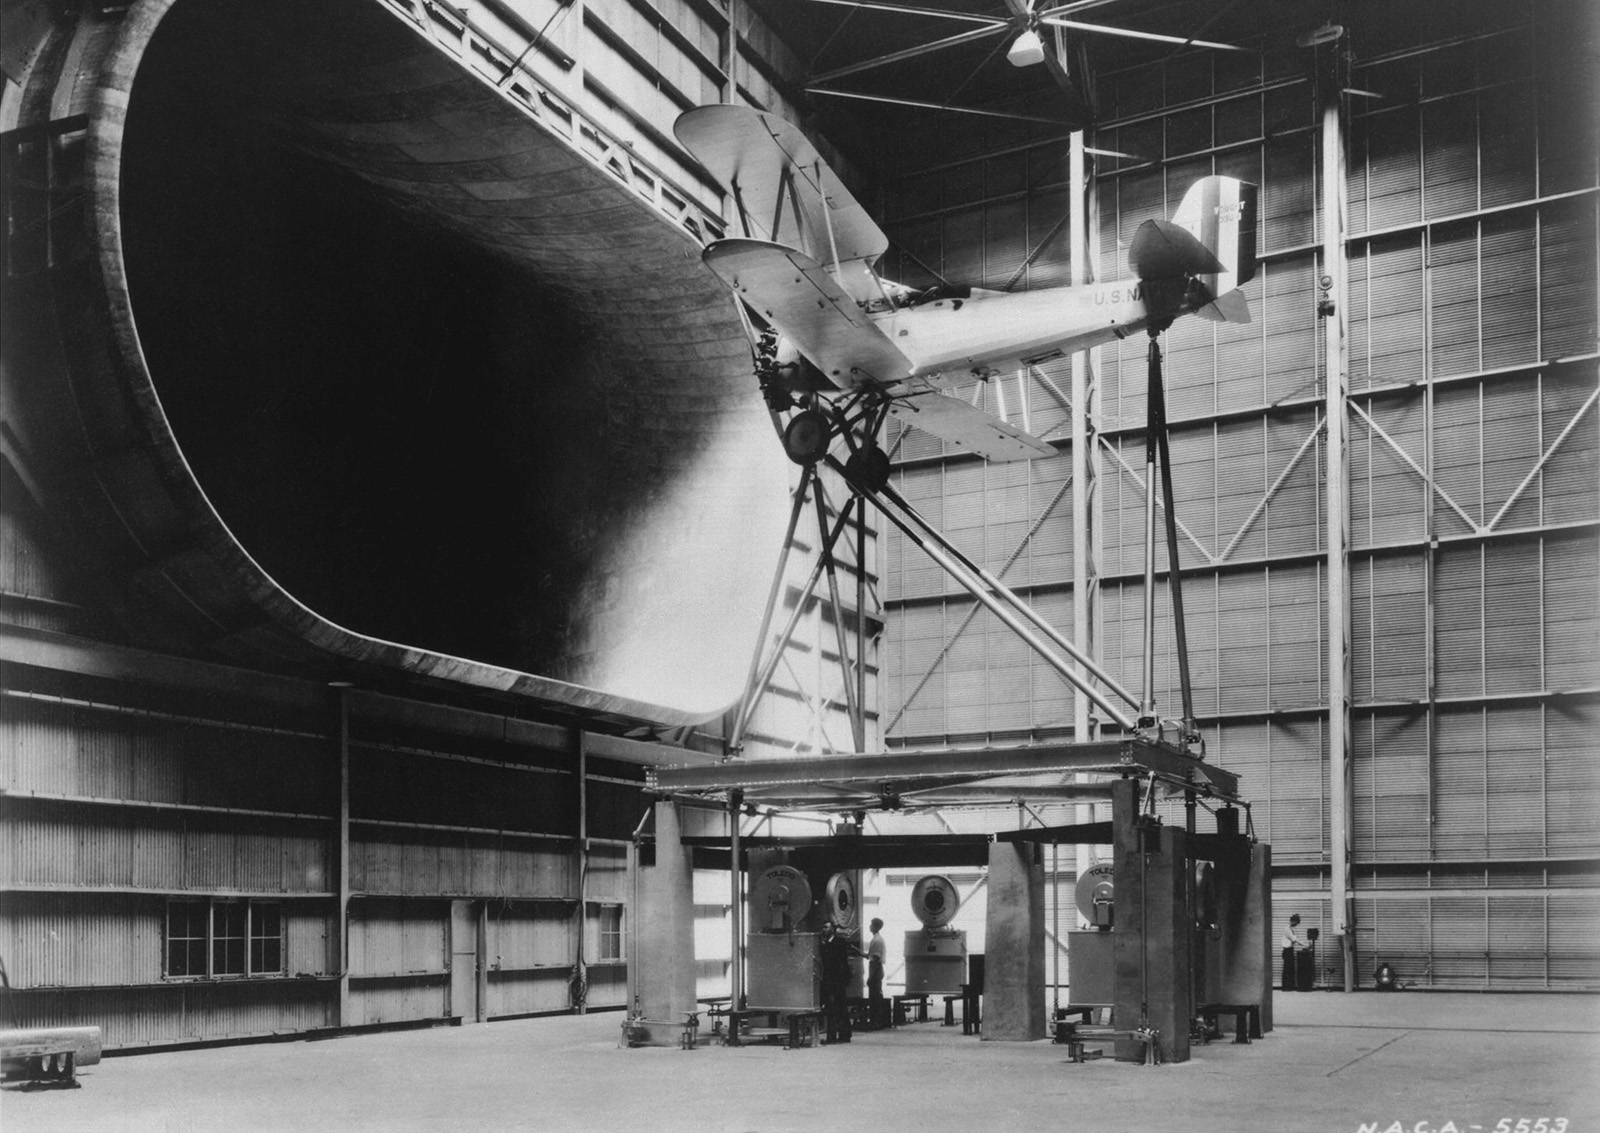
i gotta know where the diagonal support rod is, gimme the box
[1485,386,1599,532]
[1217,418,1324,561]
[812,478,863,744]
[877,477,1141,715]
[1349,399,1484,535]
[1101,437,1217,564]
[733,491,860,750]
[882,469,1077,735]
[831,456,1140,730]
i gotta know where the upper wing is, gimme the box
[675,105,888,273]
[888,391,1057,462]
[703,238,910,388]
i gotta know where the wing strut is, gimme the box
[816,160,845,281]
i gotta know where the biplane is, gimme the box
[673,104,1257,484]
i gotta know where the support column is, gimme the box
[1250,841,1275,1033]
[634,801,697,1044]
[571,729,589,1013]
[983,840,1046,1041]
[1111,779,1191,1063]
[1320,38,1356,994]
[1213,822,1274,1033]
[333,684,351,1028]
[1070,127,1103,887]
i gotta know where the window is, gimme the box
[251,904,282,974]
[598,905,623,962]
[166,901,208,977]
[213,903,247,976]
[165,900,284,979]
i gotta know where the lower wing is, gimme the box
[888,391,1056,462]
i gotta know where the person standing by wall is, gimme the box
[1281,914,1307,992]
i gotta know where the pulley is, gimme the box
[1074,862,1115,927]
[909,874,959,928]
[824,872,858,931]
[749,864,812,933]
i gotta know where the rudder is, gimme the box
[1171,175,1258,308]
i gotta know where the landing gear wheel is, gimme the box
[845,445,891,493]
[783,409,832,465]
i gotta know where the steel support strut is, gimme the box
[732,486,859,751]
[1140,335,1160,723]
[874,477,1140,714]
[813,481,862,744]
[829,456,1139,732]
[1147,331,1198,739]
[730,464,816,754]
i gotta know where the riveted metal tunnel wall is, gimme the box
[7,0,790,725]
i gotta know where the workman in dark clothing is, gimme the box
[818,918,856,1043]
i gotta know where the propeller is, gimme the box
[1128,217,1226,330]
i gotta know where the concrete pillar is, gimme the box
[983,840,1046,1041]
[633,801,696,1045]
[1112,780,1192,1063]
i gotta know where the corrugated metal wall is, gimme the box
[0,655,649,1044]
[881,3,1597,988]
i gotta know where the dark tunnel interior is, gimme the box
[117,1,621,678]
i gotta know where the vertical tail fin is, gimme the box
[1171,175,1258,322]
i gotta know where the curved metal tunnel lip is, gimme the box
[57,0,787,729]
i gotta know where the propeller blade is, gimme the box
[1128,218,1225,281]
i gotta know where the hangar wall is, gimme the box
[879,3,1598,989]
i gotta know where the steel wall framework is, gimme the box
[879,4,1598,989]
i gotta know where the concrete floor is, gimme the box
[5,993,1598,1133]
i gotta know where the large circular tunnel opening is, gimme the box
[117,1,662,683]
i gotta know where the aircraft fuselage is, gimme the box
[866,279,1152,388]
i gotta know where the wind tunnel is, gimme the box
[5,0,791,724]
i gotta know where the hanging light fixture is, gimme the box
[1007,27,1046,67]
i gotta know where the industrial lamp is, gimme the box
[1008,27,1046,67]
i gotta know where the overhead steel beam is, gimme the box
[900,784,1116,802]
[809,23,1006,84]
[995,820,1115,844]
[649,738,1239,797]
[1039,15,1251,53]
[787,0,1007,26]
[804,88,1077,126]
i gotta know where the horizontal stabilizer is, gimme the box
[1195,287,1251,324]
[888,392,1056,462]
[1129,218,1226,281]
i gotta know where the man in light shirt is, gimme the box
[1281,914,1307,991]
[865,918,887,1029]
